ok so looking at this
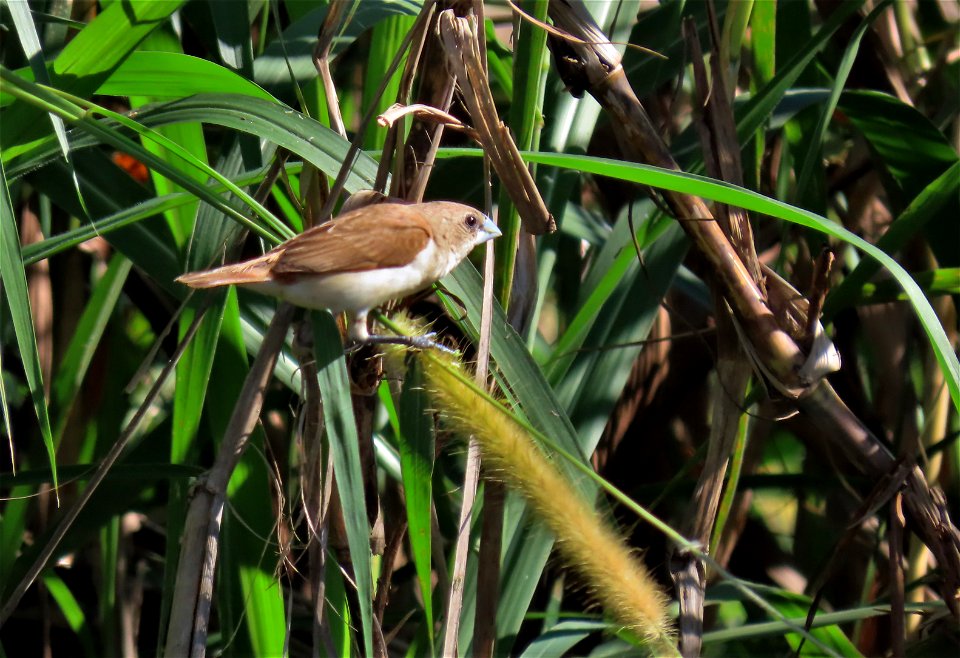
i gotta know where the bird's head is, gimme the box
[421,201,501,266]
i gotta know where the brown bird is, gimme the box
[177,200,500,349]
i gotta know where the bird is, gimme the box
[176,200,501,350]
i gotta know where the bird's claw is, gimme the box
[344,333,456,355]
[405,332,457,354]
[343,341,364,356]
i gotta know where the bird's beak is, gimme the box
[476,216,502,245]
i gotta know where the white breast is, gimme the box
[247,240,444,312]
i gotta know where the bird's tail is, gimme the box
[176,252,281,288]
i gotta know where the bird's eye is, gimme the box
[465,214,478,229]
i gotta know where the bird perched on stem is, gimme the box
[177,200,500,350]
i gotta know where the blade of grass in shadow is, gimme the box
[50,253,132,442]
[839,90,958,207]
[252,0,421,89]
[42,571,97,655]
[0,159,57,494]
[838,89,960,274]
[518,619,609,658]
[544,206,674,384]
[209,0,254,78]
[20,163,305,265]
[560,221,688,451]
[29,151,183,294]
[825,161,960,315]
[793,1,892,203]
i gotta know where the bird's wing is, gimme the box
[272,204,433,275]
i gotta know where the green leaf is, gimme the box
[735,0,866,148]
[838,90,957,206]
[851,268,960,304]
[5,0,70,162]
[2,0,187,157]
[0,159,58,494]
[105,51,274,100]
[362,12,415,149]
[42,571,97,656]
[312,312,374,658]
[253,0,422,88]
[209,0,255,77]
[50,253,133,439]
[518,619,608,657]
[396,359,435,650]
[519,150,960,412]
[750,0,776,86]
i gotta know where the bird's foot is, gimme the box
[346,333,456,355]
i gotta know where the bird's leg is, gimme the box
[343,310,455,354]
[343,311,370,355]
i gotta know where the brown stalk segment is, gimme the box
[683,14,762,285]
[390,0,463,201]
[438,10,556,236]
[672,16,764,656]
[375,0,439,195]
[312,0,349,139]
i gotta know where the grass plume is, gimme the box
[410,346,676,653]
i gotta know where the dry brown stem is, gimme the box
[391,1,461,201]
[312,0,349,139]
[668,13,764,656]
[375,0,438,194]
[377,103,478,140]
[438,10,555,235]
